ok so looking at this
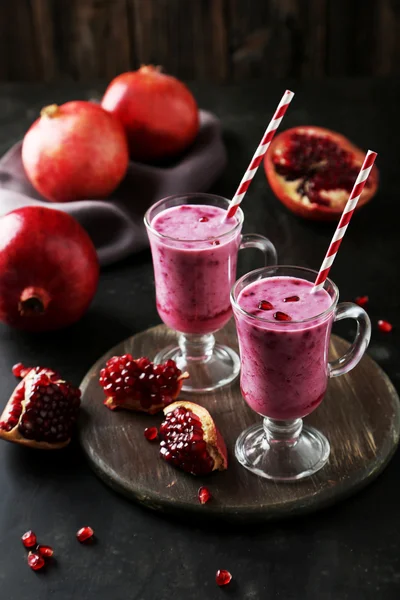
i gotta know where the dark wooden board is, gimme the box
[79,322,400,521]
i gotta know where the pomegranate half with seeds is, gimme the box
[264,126,379,221]
[0,364,81,449]
[99,355,188,414]
[159,401,228,476]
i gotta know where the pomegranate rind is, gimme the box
[264,126,379,221]
[163,400,228,472]
[0,370,76,450]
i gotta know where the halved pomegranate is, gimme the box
[264,126,379,220]
[159,400,228,475]
[0,365,81,449]
[99,356,188,414]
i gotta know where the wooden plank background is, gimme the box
[1,0,399,82]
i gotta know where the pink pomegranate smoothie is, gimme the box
[235,276,333,420]
[149,204,240,334]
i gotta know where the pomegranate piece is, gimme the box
[274,311,292,322]
[100,355,189,415]
[0,367,81,449]
[199,217,209,222]
[264,126,379,221]
[216,569,232,586]
[102,65,199,162]
[258,300,274,311]
[21,530,37,549]
[37,545,54,558]
[355,295,369,307]
[378,320,392,333]
[283,295,300,302]
[144,426,158,441]
[198,486,212,504]
[77,526,94,543]
[22,101,128,202]
[28,552,45,571]
[159,400,228,476]
[0,207,99,332]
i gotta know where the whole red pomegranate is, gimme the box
[22,101,129,202]
[264,126,379,221]
[0,206,99,331]
[101,66,199,162]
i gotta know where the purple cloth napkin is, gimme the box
[0,110,227,266]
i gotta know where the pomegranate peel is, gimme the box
[100,355,189,415]
[160,400,228,475]
[264,126,379,221]
[0,367,80,449]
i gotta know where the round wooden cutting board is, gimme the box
[79,322,400,521]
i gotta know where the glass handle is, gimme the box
[329,302,371,378]
[239,234,277,266]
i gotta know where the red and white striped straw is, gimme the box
[312,149,378,293]
[226,89,295,219]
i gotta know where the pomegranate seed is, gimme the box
[211,240,220,246]
[355,295,369,307]
[144,426,158,441]
[199,217,209,222]
[76,526,94,543]
[216,569,232,586]
[12,363,25,377]
[38,545,54,558]
[283,295,300,302]
[274,311,292,321]
[28,552,45,571]
[198,486,212,504]
[258,300,273,311]
[378,320,392,333]
[22,530,37,549]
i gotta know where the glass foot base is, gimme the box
[154,343,240,393]
[235,422,330,481]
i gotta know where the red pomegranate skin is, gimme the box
[22,101,129,202]
[0,207,99,331]
[101,66,199,162]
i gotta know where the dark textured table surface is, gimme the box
[0,80,399,600]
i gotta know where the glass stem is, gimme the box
[178,333,215,363]
[263,418,303,447]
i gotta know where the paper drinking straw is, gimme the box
[226,89,295,219]
[312,150,378,293]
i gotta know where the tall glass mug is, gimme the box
[231,266,371,481]
[144,194,277,392]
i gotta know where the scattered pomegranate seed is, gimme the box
[198,486,212,504]
[76,526,94,543]
[283,295,300,302]
[355,295,369,307]
[258,300,273,311]
[22,530,37,549]
[274,311,292,321]
[28,552,45,571]
[199,217,209,222]
[37,545,54,558]
[144,426,158,441]
[216,569,232,586]
[378,320,392,333]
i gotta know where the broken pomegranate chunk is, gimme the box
[77,526,94,543]
[0,366,80,449]
[100,355,188,414]
[159,401,227,476]
[378,320,392,333]
[264,126,378,221]
[198,486,212,504]
[216,569,232,586]
[28,552,45,571]
[21,530,37,549]
[144,426,158,441]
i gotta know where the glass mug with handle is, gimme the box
[231,265,371,481]
[144,193,277,393]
